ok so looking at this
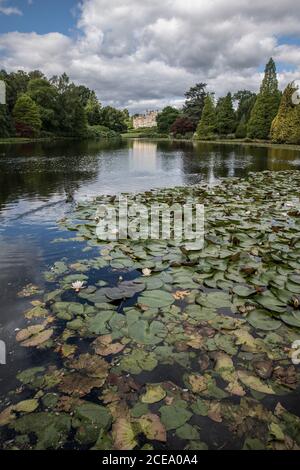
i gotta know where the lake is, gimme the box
[1,138,300,450]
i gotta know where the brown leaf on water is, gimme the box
[55,343,77,358]
[112,418,137,450]
[138,414,167,442]
[108,400,130,421]
[16,324,45,342]
[22,329,53,348]
[57,395,83,412]
[93,335,125,357]
[68,353,109,380]
[208,402,222,423]
[0,405,16,426]
[189,374,207,393]
[58,373,104,397]
[272,366,298,389]
[253,360,273,379]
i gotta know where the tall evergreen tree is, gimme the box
[13,93,42,136]
[271,83,300,144]
[183,83,207,129]
[247,58,281,139]
[216,93,236,135]
[196,94,217,139]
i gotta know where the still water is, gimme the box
[0,138,300,405]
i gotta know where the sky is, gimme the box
[0,0,300,113]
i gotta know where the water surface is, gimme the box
[1,138,300,399]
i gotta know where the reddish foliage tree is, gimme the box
[170,116,195,136]
[15,122,35,137]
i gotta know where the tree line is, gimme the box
[0,70,129,139]
[156,58,300,144]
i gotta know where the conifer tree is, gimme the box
[271,83,300,144]
[216,93,236,135]
[196,94,217,139]
[247,58,281,139]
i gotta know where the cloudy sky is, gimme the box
[0,0,300,112]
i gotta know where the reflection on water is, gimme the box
[1,139,300,220]
[130,140,158,173]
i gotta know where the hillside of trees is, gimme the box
[156,58,300,145]
[0,70,129,139]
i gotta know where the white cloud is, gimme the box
[0,0,22,15]
[1,0,300,112]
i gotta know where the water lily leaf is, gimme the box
[128,319,167,345]
[247,310,281,331]
[138,290,175,308]
[10,412,71,450]
[17,283,43,298]
[191,399,209,416]
[232,285,256,297]
[280,311,300,328]
[141,384,166,404]
[253,292,286,313]
[16,367,45,386]
[59,373,104,397]
[93,335,125,356]
[0,406,16,426]
[176,423,200,440]
[56,343,77,358]
[214,334,238,355]
[74,402,111,430]
[196,292,232,309]
[87,311,114,334]
[237,370,275,394]
[207,402,222,423]
[188,374,207,393]
[138,414,166,442]
[25,306,48,319]
[68,353,109,380]
[117,350,158,375]
[112,418,137,450]
[21,328,54,347]
[243,437,265,450]
[16,324,45,342]
[160,402,192,430]
[14,399,39,413]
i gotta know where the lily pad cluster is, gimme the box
[1,170,300,450]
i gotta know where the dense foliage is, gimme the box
[271,83,300,144]
[0,69,128,139]
[182,83,208,130]
[170,116,195,138]
[156,106,180,133]
[247,58,281,140]
[195,94,216,139]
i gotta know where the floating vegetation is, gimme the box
[1,170,300,450]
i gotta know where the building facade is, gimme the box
[133,110,158,129]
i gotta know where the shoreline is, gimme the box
[122,135,300,151]
[1,135,300,152]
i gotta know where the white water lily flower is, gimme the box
[72,280,85,292]
[142,268,152,277]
